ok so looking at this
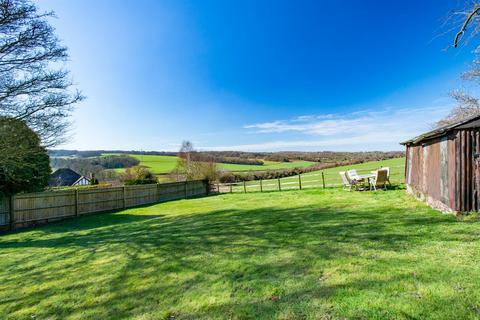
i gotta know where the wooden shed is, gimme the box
[401,114,480,214]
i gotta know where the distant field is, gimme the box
[224,157,405,192]
[106,154,178,174]
[218,160,316,172]
[107,154,316,174]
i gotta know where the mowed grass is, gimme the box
[108,154,316,174]
[1,188,480,319]
[235,157,405,192]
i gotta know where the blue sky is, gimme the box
[39,0,477,151]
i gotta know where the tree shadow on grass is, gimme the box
[0,200,464,252]
[0,196,478,319]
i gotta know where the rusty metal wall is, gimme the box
[405,128,480,212]
[448,136,457,210]
[405,135,457,211]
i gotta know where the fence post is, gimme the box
[230,184,233,193]
[322,172,326,189]
[9,195,14,231]
[217,182,220,194]
[260,179,263,192]
[205,180,209,196]
[278,178,281,191]
[74,189,79,216]
[243,181,247,193]
[123,186,127,209]
[298,174,302,190]
[184,181,188,199]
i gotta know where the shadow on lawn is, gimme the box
[0,197,476,319]
[0,200,461,252]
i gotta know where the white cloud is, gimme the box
[208,104,454,151]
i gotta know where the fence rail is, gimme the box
[214,166,405,194]
[0,180,208,232]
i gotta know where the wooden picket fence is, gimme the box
[0,180,208,232]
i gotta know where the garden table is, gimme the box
[354,173,376,190]
[356,173,375,180]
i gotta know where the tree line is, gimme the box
[49,149,404,164]
[50,155,140,179]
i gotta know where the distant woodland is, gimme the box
[49,149,404,165]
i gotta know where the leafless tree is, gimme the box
[453,1,480,81]
[430,1,480,127]
[434,90,480,127]
[175,140,218,181]
[0,0,84,147]
[453,1,480,48]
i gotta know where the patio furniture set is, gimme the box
[339,168,390,191]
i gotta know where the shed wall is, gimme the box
[405,135,457,212]
[454,128,480,212]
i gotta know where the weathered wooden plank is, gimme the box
[2,180,209,232]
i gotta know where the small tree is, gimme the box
[175,140,218,181]
[123,166,157,185]
[0,117,51,195]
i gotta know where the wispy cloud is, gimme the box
[243,106,451,136]
[208,104,454,151]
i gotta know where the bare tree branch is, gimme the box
[0,0,83,147]
[454,4,480,47]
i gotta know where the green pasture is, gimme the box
[108,154,316,174]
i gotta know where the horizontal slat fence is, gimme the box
[0,180,208,232]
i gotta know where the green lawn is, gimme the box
[108,154,316,174]
[1,187,480,319]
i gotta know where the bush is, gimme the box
[123,166,157,185]
[215,157,264,166]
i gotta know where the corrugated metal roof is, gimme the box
[400,114,480,145]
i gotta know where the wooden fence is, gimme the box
[0,180,208,232]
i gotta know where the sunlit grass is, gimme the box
[1,187,479,319]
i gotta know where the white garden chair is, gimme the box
[347,169,360,181]
[341,171,359,191]
[339,171,351,190]
[368,169,389,191]
[372,167,391,185]
[382,167,391,185]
